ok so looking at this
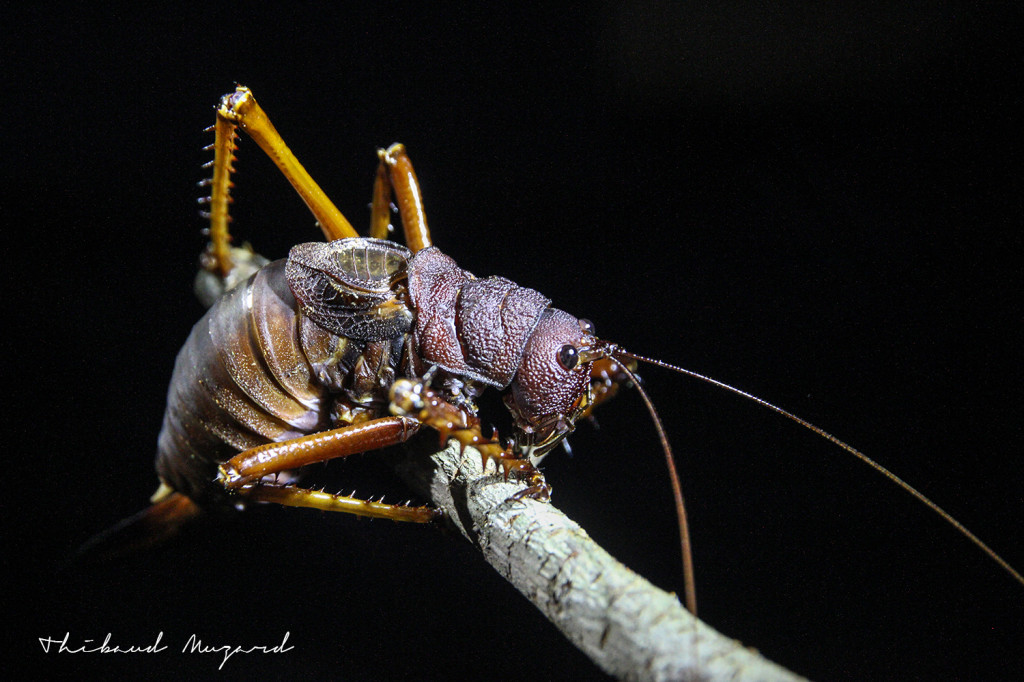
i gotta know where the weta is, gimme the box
[87,86,1022,622]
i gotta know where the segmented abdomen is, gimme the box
[156,260,329,503]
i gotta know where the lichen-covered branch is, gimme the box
[390,442,806,682]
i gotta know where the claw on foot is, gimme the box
[391,378,552,501]
[216,463,245,489]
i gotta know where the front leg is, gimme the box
[388,378,551,501]
[581,356,637,419]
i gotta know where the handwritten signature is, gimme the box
[38,631,294,669]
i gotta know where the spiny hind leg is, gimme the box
[215,416,438,522]
[194,105,271,306]
[196,86,361,304]
[202,86,359,265]
[369,143,432,252]
[198,108,241,279]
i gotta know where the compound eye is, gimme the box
[557,344,579,371]
[579,318,595,335]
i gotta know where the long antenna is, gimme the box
[620,350,1024,589]
[614,359,697,615]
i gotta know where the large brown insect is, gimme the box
[89,86,1021,619]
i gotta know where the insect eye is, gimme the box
[557,344,579,371]
[579,318,595,335]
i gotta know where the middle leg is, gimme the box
[213,416,440,522]
[218,416,421,488]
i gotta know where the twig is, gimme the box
[391,441,806,682]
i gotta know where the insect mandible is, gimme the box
[86,86,1023,619]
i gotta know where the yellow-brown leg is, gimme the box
[240,483,440,522]
[370,144,433,252]
[580,356,638,419]
[199,111,240,278]
[213,85,360,244]
[218,416,421,489]
[369,155,394,240]
[212,416,439,522]
[388,378,550,500]
[196,112,271,305]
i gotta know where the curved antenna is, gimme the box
[612,357,697,615]
[620,350,1024,590]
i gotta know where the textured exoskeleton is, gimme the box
[110,84,641,546]
[85,87,1023,622]
[157,237,601,505]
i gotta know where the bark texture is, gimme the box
[391,441,806,682]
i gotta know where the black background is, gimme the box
[5,4,1021,680]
